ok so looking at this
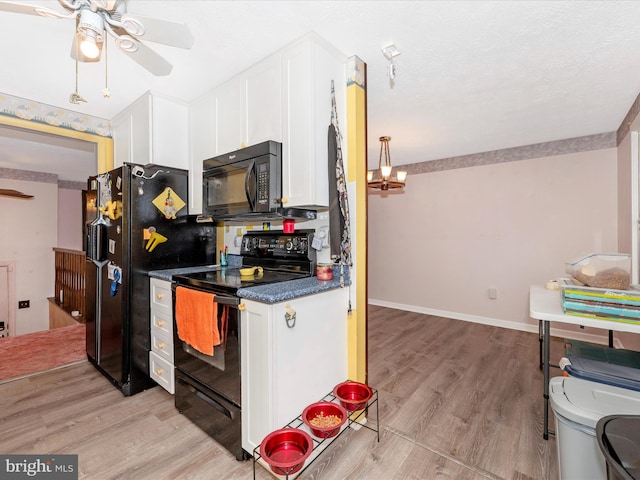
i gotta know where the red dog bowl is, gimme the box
[333,381,373,411]
[259,428,313,475]
[302,401,348,438]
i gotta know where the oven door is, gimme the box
[172,285,241,406]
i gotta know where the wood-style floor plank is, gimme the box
[0,305,562,479]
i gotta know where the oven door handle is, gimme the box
[214,294,241,307]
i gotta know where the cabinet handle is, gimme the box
[156,293,164,300]
[157,321,164,327]
[285,304,296,328]
[281,196,288,204]
[155,369,163,375]
[238,303,246,311]
[157,343,165,350]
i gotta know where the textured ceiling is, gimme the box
[2,0,640,181]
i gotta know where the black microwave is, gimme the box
[202,141,282,219]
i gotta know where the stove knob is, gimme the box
[286,241,293,251]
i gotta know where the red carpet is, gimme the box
[0,323,86,382]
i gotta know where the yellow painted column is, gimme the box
[346,56,368,383]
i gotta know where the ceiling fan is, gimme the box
[0,0,194,76]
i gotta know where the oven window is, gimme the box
[182,342,225,371]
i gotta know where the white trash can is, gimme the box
[549,376,640,480]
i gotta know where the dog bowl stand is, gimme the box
[252,382,379,479]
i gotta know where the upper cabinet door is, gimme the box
[112,93,151,168]
[112,92,188,170]
[281,35,346,209]
[245,54,282,146]
[189,91,216,214]
[215,79,245,155]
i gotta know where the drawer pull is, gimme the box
[155,368,164,375]
[157,343,165,350]
[156,293,164,300]
[157,321,164,327]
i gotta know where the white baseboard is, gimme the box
[368,298,624,348]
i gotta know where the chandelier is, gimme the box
[367,136,407,190]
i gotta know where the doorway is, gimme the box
[0,262,16,338]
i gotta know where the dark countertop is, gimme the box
[148,265,220,282]
[148,264,349,304]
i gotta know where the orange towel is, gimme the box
[175,287,220,355]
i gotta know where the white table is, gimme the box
[529,284,640,439]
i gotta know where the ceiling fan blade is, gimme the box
[0,189,34,199]
[116,35,172,76]
[120,13,194,49]
[0,1,72,19]
[70,32,102,63]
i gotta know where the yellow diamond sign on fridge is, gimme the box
[152,187,185,219]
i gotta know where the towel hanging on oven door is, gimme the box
[327,80,352,267]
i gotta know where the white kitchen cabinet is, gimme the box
[245,54,282,147]
[112,91,189,170]
[188,55,281,212]
[149,277,175,394]
[281,34,346,209]
[240,288,348,453]
[188,33,345,213]
[188,91,215,214]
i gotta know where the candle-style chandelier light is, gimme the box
[367,136,407,191]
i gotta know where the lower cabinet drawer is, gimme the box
[151,329,173,363]
[149,351,174,394]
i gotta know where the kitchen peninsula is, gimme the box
[149,250,350,460]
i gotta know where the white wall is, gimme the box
[368,148,619,342]
[0,178,57,335]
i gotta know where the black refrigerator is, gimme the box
[85,163,215,396]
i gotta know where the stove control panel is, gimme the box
[241,231,313,258]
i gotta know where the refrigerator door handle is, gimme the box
[86,219,108,263]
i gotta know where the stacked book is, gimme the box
[559,278,640,324]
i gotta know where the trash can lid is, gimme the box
[549,377,640,428]
[596,415,640,480]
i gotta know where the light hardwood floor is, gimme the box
[0,306,563,479]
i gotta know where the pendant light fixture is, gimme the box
[367,136,407,191]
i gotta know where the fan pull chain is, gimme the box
[103,36,110,98]
[69,33,87,104]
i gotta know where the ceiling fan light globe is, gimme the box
[80,34,100,59]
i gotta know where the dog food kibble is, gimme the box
[310,412,341,428]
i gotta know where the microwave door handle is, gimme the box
[245,159,256,211]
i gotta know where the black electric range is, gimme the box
[170,230,316,461]
[172,230,316,295]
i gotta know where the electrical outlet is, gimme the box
[18,300,30,309]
